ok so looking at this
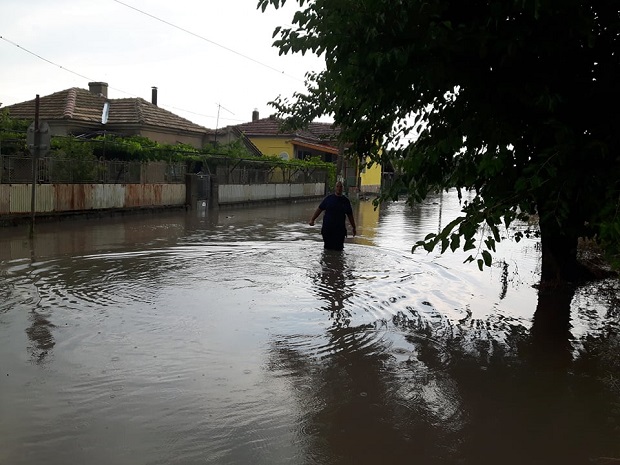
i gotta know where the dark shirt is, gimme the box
[319,194,353,235]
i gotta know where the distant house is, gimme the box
[220,111,382,194]
[3,82,214,149]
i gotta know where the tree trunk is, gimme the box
[539,221,580,285]
[532,209,582,368]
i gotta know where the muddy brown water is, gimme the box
[1,192,619,465]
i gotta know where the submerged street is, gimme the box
[1,192,619,465]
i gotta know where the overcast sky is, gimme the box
[0,0,326,129]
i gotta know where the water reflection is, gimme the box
[353,200,381,246]
[26,309,55,364]
[270,329,463,465]
[0,194,619,465]
[313,250,355,327]
[529,285,575,371]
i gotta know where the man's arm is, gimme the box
[309,208,323,226]
[347,213,357,236]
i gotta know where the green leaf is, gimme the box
[484,237,496,252]
[482,250,492,268]
[463,238,476,251]
[423,241,435,253]
[449,233,460,252]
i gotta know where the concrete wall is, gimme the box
[218,182,324,205]
[0,181,326,219]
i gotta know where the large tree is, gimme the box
[259,0,620,285]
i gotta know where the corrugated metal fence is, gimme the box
[0,183,187,216]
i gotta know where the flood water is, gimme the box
[1,191,619,465]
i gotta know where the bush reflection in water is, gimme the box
[0,192,619,465]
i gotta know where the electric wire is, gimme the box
[111,0,300,82]
[0,35,245,124]
[0,35,94,83]
[1,1,309,124]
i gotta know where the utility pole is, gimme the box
[26,95,50,238]
[29,96,40,239]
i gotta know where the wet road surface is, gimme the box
[1,193,619,464]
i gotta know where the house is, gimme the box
[3,82,215,149]
[220,111,382,195]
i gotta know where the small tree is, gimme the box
[51,136,99,182]
[0,109,29,155]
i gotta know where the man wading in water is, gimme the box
[309,181,357,250]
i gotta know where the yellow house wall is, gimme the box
[248,136,382,192]
[250,137,294,160]
[359,159,382,193]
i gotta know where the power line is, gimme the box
[0,35,138,98]
[164,104,244,124]
[0,35,243,125]
[111,0,301,82]
[1,0,307,125]
[0,35,94,82]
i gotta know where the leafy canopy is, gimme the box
[258,0,620,272]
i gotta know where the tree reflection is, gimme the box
[272,249,469,464]
[528,284,575,371]
[270,258,620,464]
[269,325,464,464]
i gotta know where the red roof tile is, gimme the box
[233,116,342,151]
[4,87,212,135]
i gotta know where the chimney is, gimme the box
[88,82,108,98]
[151,86,158,106]
[252,109,259,122]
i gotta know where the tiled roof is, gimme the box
[307,121,341,140]
[234,116,341,150]
[234,116,287,137]
[4,87,212,135]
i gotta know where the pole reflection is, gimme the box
[26,310,55,364]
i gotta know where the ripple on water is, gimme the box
[3,200,620,465]
[0,239,561,463]
[0,241,535,364]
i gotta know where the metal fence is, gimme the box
[206,158,329,185]
[0,155,186,184]
[1,154,330,186]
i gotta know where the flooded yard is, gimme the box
[1,192,619,465]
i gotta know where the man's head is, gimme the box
[335,181,344,196]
